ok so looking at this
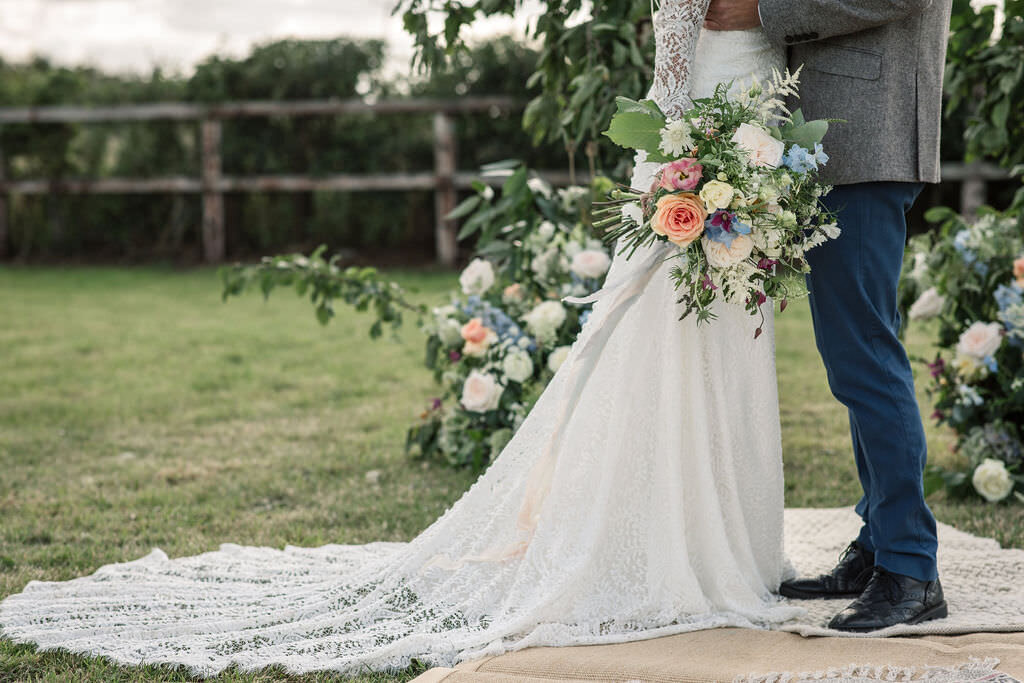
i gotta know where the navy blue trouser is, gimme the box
[805,181,939,582]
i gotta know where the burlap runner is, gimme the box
[415,508,1024,682]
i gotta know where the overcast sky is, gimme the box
[0,0,534,76]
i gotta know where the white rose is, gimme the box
[460,371,503,412]
[523,300,567,342]
[701,234,754,269]
[527,177,553,198]
[437,318,464,347]
[972,458,1015,503]
[570,249,611,279]
[731,122,785,169]
[502,350,534,383]
[699,180,735,212]
[459,258,495,296]
[956,321,1004,360]
[547,345,571,372]
[537,221,556,240]
[909,287,946,321]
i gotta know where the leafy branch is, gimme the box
[220,246,427,338]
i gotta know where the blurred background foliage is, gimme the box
[0,0,1021,263]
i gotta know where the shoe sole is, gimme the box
[830,601,950,633]
[778,586,863,600]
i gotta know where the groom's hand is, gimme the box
[704,0,762,31]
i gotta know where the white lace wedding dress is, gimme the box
[0,3,802,677]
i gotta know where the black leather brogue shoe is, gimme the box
[779,541,875,599]
[828,567,948,633]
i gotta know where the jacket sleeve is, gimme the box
[757,0,932,46]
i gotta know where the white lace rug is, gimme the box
[782,508,1024,637]
[1,508,1023,678]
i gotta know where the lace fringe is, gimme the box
[735,656,1003,683]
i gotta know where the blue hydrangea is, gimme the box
[953,230,989,276]
[995,283,1023,312]
[459,297,536,351]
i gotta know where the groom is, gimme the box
[705,0,953,631]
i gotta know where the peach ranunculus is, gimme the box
[1014,255,1024,286]
[461,318,497,357]
[651,193,707,247]
[659,159,703,191]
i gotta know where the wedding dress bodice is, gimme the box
[0,3,800,677]
[650,1,785,116]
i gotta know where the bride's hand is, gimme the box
[704,0,762,31]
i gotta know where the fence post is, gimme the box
[0,147,7,259]
[433,111,458,268]
[200,118,225,263]
[960,168,987,219]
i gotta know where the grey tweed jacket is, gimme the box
[757,0,953,185]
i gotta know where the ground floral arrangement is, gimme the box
[407,167,613,467]
[222,164,612,469]
[901,205,1024,504]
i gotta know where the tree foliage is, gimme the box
[943,0,1024,169]
[397,0,654,176]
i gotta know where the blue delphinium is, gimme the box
[704,210,751,248]
[783,143,828,175]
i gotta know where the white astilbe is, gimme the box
[752,66,802,124]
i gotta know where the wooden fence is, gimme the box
[0,97,1010,265]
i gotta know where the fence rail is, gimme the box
[0,97,526,265]
[0,97,1012,264]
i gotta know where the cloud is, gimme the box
[0,0,413,74]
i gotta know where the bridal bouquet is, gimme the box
[595,68,839,335]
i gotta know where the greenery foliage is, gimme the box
[943,0,1024,169]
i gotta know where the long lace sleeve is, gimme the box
[648,0,712,118]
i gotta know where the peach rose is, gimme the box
[1014,256,1024,286]
[461,318,497,357]
[651,193,707,247]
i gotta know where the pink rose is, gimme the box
[651,193,707,248]
[1014,256,1024,286]
[659,159,703,191]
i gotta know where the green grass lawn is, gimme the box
[1,266,1021,682]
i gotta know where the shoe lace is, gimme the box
[868,567,900,604]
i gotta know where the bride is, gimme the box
[0,0,806,676]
